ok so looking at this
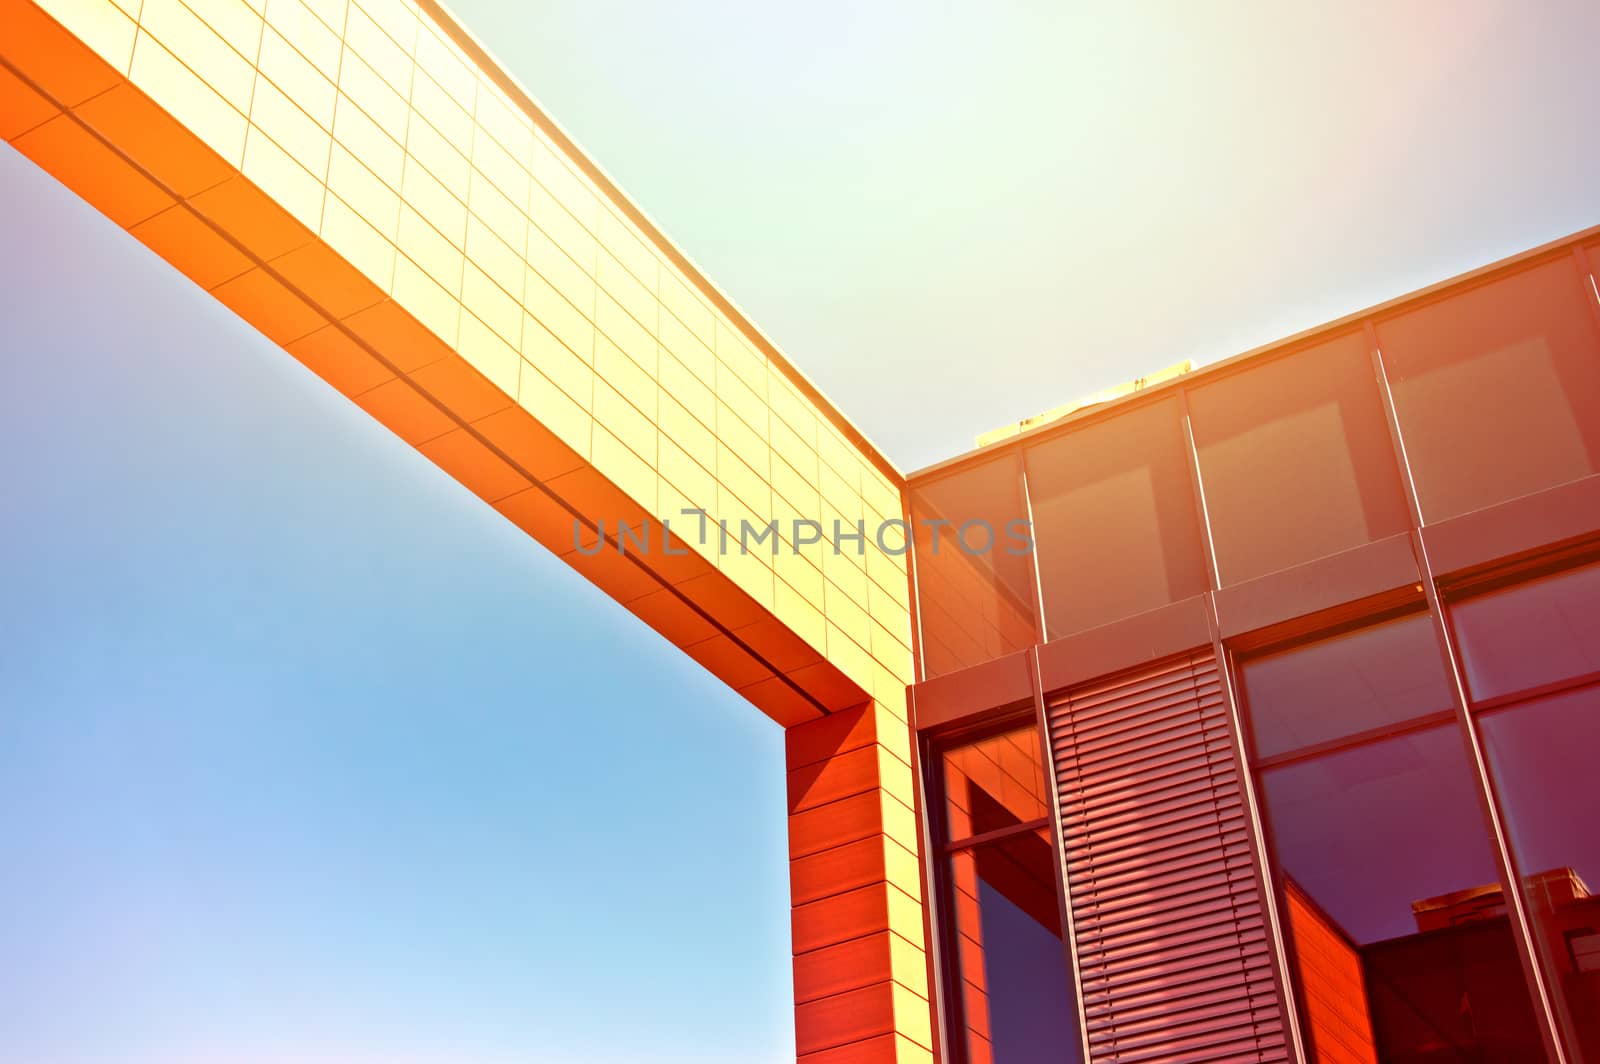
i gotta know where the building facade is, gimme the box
[3,0,1599,1060]
[907,235,1600,1063]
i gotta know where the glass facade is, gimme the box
[912,241,1600,1061]
[934,723,1081,1064]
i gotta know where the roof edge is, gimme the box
[416,0,904,486]
[908,220,1600,483]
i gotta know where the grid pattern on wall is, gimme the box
[1,0,915,720]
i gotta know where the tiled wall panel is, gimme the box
[2,0,913,723]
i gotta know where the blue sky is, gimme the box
[0,151,790,1063]
[2,1,1598,1061]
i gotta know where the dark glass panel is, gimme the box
[1241,613,1454,760]
[941,724,1049,843]
[1480,687,1600,1059]
[1188,332,1411,584]
[1453,560,1600,703]
[947,829,1080,1063]
[1024,397,1208,640]
[1376,257,1600,522]
[910,455,1039,679]
[1260,726,1544,1062]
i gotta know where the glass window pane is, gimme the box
[1453,560,1600,703]
[1262,727,1544,1061]
[910,455,1039,679]
[1241,613,1454,760]
[941,724,1049,842]
[947,829,1081,1063]
[1480,687,1600,1058]
[1024,398,1208,640]
[1377,258,1600,522]
[1189,332,1411,584]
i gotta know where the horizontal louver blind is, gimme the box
[1049,652,1289,1063]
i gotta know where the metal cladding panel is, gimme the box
[1048,652,1290,1064]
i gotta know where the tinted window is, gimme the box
[1377,258,1600,522]
[1024,398,1208,640]
[1189,332,1411,584]
[1453,560,1600,703]
[1480,687,1600,1058]
[947,830,1080,1063]
[1241,613,1453,759]
[941,723,1050,842]
[910,456,1039,679]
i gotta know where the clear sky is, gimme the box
[1,1,1597,1062]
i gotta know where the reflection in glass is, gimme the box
[1251,711,1546,1058]
[1377,257,1600,522]
[1024,398,1208,640]
[1480,687,1600,1059]
[1188,332,1411,584]
[948,830,1081,1064]
[909,455,1039,679]
[1241,613,1453,760]
[941,724,1050,842]
[1453,560,1600,703]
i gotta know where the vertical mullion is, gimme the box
[1177,386,1307,1062]
[1365,319,1573,1064]
[1029,648,1092,1064]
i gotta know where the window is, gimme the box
[935,722,1080,1063]
[1188,332,1411,584]
[1024,398,1208,640]
[1459,560,1600,1058]
[1376,258,1600,522]
[909,456,1039,679]
[1242,612,1453,760]
[1452,559,1600,703]
[1241,621,1546,1061]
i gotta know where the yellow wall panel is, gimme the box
[399,152,465,247]
[463,212,521,302]
[249,76,330,177]
[594,288,654,371]
[412,16,474,109]
[391,251,460,346]
[469,128,528,212]
[456,308,519,396]
[466,168,525,251]
[265,0,343,79]
[527,180,595,275]
[138,0,255,109]
[657,347,714,431]
[530,133,597,230]
[472,77,531,164]
[659,266,714,347]
[127,31,248,165]
[591,425,656,514]
[522,313,593,410]
[334,54,408,151]
[408,68,471,157]
[522,263,593,362]
[35,0,137,75]
[349,0,416,54]
[257,27,335,129]
[518,360,592,462]
[596,248,655,332]
[342,3,412,95]
[182,0,264,65]
[525,220,593,311]
[596,207,657,292]
[320,190,396,295]
[461,260,520,349]
[241,125,324,229]
[592,379,656,469]
[326,140,398,234]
